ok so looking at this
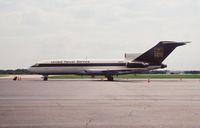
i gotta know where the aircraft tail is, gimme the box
[134,41,188,64]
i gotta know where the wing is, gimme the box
[83,68,148,75]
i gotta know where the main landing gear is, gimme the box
[43,75,48,81]
[105,75,114,81]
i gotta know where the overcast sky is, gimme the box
[0,0,199,70]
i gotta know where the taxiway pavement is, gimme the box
[0,78,200,128]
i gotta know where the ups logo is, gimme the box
[154,47,164,59]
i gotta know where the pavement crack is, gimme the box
[85,119,92,128]
[128,110,134,117]
[56,102,62,109]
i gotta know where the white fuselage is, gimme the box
[28,59,158,75]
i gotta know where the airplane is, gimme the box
[28,41,188,81]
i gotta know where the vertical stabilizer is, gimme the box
[134,41,188,64]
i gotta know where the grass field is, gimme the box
[49,74,200,79]
[0,75,7,77]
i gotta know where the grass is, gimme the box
[49,74,200,79]
[50,75,104,79]
[119,74,200,79]
[0,75,7,77]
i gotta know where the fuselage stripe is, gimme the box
[32,63,126,67]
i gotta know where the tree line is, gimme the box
[0,69,32,74]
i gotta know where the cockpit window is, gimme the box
[31,63,40,67]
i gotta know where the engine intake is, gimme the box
[161,64,167,69]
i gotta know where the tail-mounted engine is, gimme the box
[161,64,167,69]
[126,62,149,68]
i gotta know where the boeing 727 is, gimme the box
[28,41,188,81]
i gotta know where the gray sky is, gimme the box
[0,0,199,70]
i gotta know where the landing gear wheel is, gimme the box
[43,75,48,81]
[106,76,114,81]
